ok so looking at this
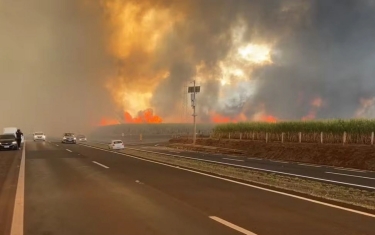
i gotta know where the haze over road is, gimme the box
[1,140,374,235]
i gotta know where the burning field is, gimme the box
[3,1,374,134]
[89,0,375,126]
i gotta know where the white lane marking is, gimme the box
[326,172,375,180]
[223,158,244,162]
[55,144,59,147]
[270,160,288,164]
[92,161,109,169]
[169,151,181,153]
[11,142,25,235]
[210,216,257,235]
[298,163,321,168]
[113,146,375,190]
[247,157,262,161]
[66,149,72,152]
[334,167,367,173]
[79,144,375,218]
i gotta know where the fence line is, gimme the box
[210,131,375,145]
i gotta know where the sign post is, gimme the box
[188,81,200,145]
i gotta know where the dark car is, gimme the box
[0,134,19,150]
[61,133,76,144]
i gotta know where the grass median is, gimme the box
[83,143,375,211]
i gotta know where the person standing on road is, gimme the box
[15,129,23,150]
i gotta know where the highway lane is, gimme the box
[0,148,21,235]
[133,146,375,189]
[81,141,375,190]
[46,141,375,235]
[24,141,240,235]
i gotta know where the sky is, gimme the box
[1,0,375,134]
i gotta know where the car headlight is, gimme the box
[12,141,17,144]
[63,137,66,139]
[74,137,76,140]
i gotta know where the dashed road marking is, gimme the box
[334,167,367,173]
[92,161,109,169]
[270,160,288,164]
[298,163,322,168]
[247,157,262,161]
[326,172,375,180]
[222,158,244,162]
[210,216,257,235]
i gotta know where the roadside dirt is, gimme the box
[169,138,375,171]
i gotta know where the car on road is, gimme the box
[77,135,87,142]
[33,132,46,141]
[0,134,19,150]
[108,140,124,150]
[3,127,24,143]
[61,133,76,144]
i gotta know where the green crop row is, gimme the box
[213,119,375,134]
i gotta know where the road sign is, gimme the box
[188,86,200,93]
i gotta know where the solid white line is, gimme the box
[10,142,25,235]
[334,167,367,173]
[326,172,375,180]
[223,158,244,162]
[92,161,109,169]
[210,216,257,235]
[66,149,72,152]
[79,144,375,218]
[298,163,321,168]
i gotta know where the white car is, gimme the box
[108,140,124,150]
[33,132,46,141]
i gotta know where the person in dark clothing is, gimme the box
[15,129,23,150]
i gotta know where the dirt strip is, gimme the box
[169,138,375,171]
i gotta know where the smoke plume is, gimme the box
[100,0,375,122]
[1,0,375,134]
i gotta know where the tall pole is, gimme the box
[193,80,197,145]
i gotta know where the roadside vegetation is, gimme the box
[213,119,375,144]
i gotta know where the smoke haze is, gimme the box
[0,0,116,135]
[1,0,375,133]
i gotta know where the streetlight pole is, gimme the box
[192,80,197,145]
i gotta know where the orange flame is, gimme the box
[211,111,277,123]
[302,97,323,120]
[99,118,120,126]
[260,115,278,123]
[124,109,162,123]
[211,114,236,123]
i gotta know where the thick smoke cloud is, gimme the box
[2,0,374,132]
[249,0,375,120]
[148,0,375,121]
[0,0,116,135]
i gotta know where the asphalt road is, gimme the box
[126,145,375,190]
[16,140,375,234]
[82,138,375,190]
[0,147,22,235]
